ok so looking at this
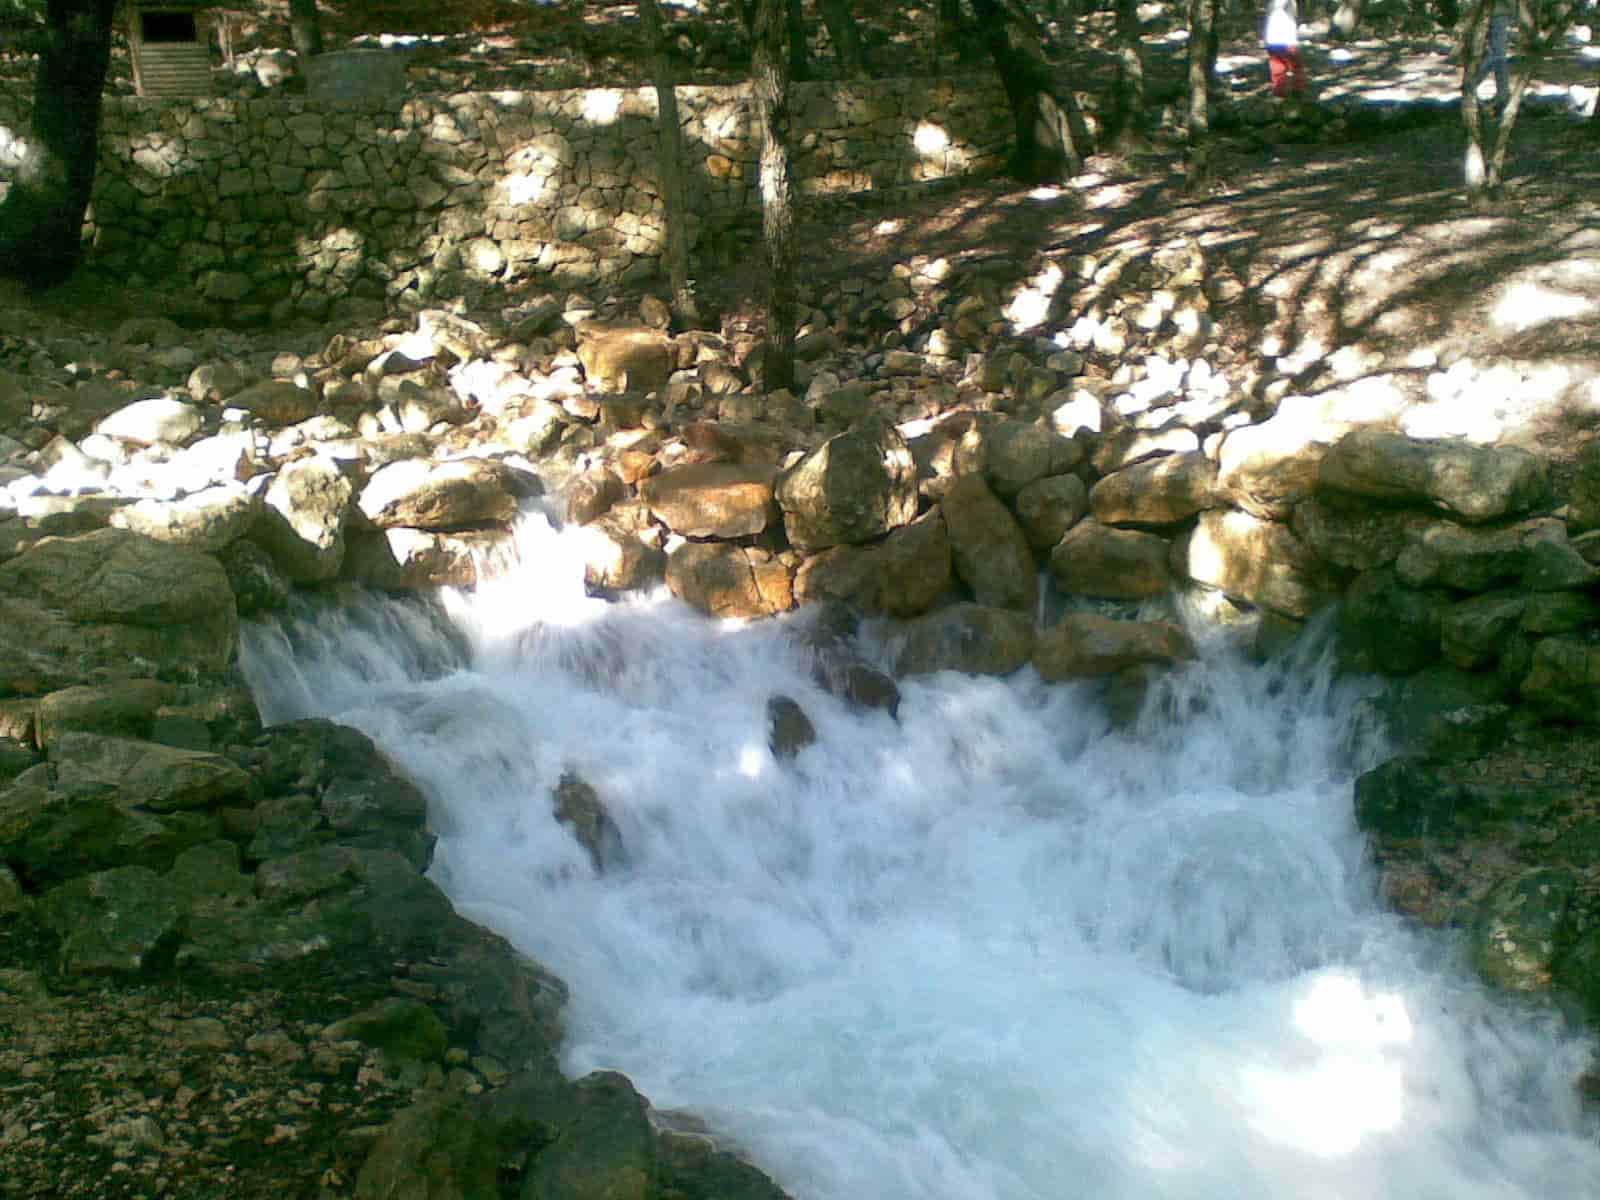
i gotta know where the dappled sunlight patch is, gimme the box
[581,89,624,126]
[1491,271,1600,335]
[1004,260,1064,334]
[911,122,948,156]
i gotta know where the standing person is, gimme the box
[1263,0,1308,98]
[1474,0,1513,110]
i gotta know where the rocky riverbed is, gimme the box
[5,112,1600,1191]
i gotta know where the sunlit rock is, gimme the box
[1178,509,1331,619]
[1033,613,1195,681]
[1048,519,1172,601]
[639,463,779,539]
[1320,429,1548,524]
[1090,451,1216,528]
[776,425,918,551]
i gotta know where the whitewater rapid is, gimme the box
[240,508,1600,1200]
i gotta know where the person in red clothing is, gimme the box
[1264,0,1308,98]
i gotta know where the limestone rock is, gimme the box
[359,458,522,530]
[767,695,816,760]
[1179,509,1330,619]
[576,324,673,394]
[1395,519,1543,593]
[520,1071,655,1200]
[0,528,238,680]
[1290,497,1430,573]
[38,865,180,974]
[552,771,624,873]
[49,732,254,812]
[344,527,514,591]
[356,1095,498,1200]
[639,463,779,539]
[580,517,667,595]
[326,997,449,1065]
[187,361,247,405]
[108,484,261,552]
[1048,520,1171,600]
[1013,474,1088,552]
[893,603,1034,677]
[776,425,918,550]
[666,543,793,619]
[36,680,175,746]
[1440,592,1526,670]
[95,397,205,447]
[1090,451,1216,528]
[982,420,1083,498]
[1472,869,1575,994]
[230,379,319,425]
[255,456,354,582]
[1319,429,1548,524]
[940,475,1037,613]
[794,510,951,618]
[1033,613,1195,681]
[1521,637,1600,722]
[1337,568,1446,676]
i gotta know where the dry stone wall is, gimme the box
[0,76,1009,322]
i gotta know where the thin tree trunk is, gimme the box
[1185,0,1216,188]
[752,0,797,392]
[0,0,117,289]
[639,0,699,328]
[1105,0,1147,150]
[289,0,323,59]
[817,0,866,75]
[968,0,1087,183]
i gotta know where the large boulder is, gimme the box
[358,458,523,530]
[37,865,180,974]
[1290,496,1430,573]
[893,603,1034,677]
[1319,429,1548,524]
[776,425,918,550]
[518,1071,656,1200]
[940,475,1037,613]
[35,680,176,747]
[355,1094,499,1200]
[1048,520,1171,600]
[48,732,254,812]
[1521,638,1600,722]
[981,420,1084,498]
[1013,474,1088,551]
[1032,613,1195,681]
[1089,452,1216,528]
[576,324,674,393]
[1178,509,1331,619]
[794,509,952,618]
[1394,519,1564,593]
[108,484,261,552]
[95,397,205,447]
[639,463,779,539]
[254,455,354,583]
[0,528,238,686]
[665,543,794,619]
[230,379,319,425]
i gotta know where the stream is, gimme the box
[239,506,1600,1200]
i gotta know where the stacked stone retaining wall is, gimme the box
[0,75,1011,322]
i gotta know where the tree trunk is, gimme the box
[1104,0,1147,150]
[289,0,323,60]
[817,0,866,76]
[968,0,1087,183]
[0,0,117,289]
[752,0,797,392]
[639,0,699,328]
[1184,0,1216,188]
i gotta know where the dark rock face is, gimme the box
[552,771,626,873]
[767,695,817,760]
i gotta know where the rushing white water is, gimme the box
[241,508,1600,1200]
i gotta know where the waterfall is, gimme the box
[240,508,1600,1200]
